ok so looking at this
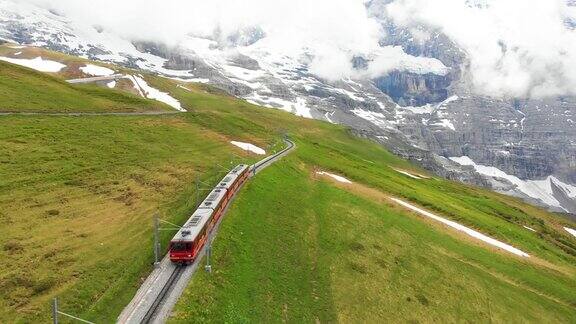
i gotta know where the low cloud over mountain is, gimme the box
[387,0,576,98]
[20,0,576,98]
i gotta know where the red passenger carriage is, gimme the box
[169,165,249,264]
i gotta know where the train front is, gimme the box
[169,240,193,263]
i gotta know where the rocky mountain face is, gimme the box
[0,0,575,214]
[373,71,450,106]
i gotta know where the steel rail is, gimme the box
[140,266,185,324]
[252,138,295,173]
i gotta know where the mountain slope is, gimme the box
[0,43,574,323]
[1,0,574,213]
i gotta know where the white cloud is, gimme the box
[16,0,576,98]
[386,0,576,98]
[19,0,446,82]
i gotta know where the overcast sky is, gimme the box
[24,0,576,98]
[387,0,576,98]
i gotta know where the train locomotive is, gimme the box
[169,164,250,264]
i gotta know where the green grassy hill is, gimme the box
[171,141,576,323]
[0,48,574,323]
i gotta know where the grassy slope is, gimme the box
[0,113,271,322]
[0,51,574,322]
[171,159,575,323]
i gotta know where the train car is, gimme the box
[169,164,249,264]
[216,164,250,200]
[169,188,227,264]
[200,187,228,229]
[168,208,214,263]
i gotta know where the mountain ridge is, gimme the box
[1,0,575,214]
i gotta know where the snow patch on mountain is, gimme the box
[450,156,576,212]
[246,93,312,118]
[131,75,184,111]
[0,56,65,72]
[80,64,114,76]
[230,141,266,155]
[352,109,393,129]
[432,119,456,131]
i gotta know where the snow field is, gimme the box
[230,141,266,155]
[0,56,65,72]
[80,64,115,76]
[129,75,185,111]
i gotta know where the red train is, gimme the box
[169,164,250,264]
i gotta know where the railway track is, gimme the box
[140,265,185,324]
[253,138,295,174]
[118,138,295,324]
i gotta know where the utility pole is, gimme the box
[153,213,160,267]
[52,298,58,324]
[205,237,212,273]
[195,176,200,208]
[50,297,94,324]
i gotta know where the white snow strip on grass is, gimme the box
[316,171,352,184]
[131,75,185,111]
[390,197,530,257]
[523,226,536,232]
[106,81,116,89]
[564,227,576,238]
[80,64,114,76]
[393,168,423,179]
[230,141,266,155]
[0,56,65,72]
[14,51,22,55]
[124,75,144,97]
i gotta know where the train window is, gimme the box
[171,242,191,251]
